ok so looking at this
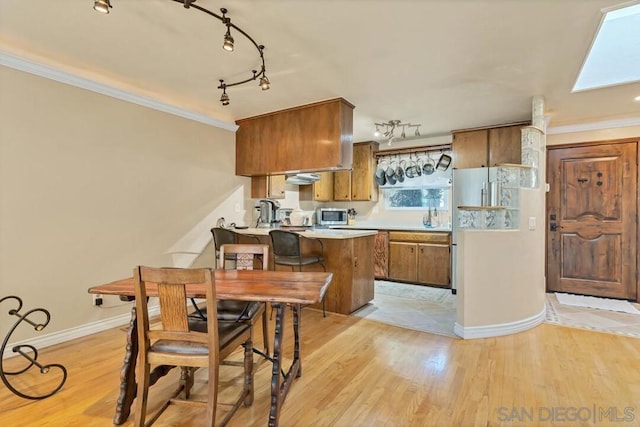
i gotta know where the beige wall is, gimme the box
[547,125,640,146]
[0,66,249,342]
[456,189,546,329]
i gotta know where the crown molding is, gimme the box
[0,51,238,132]
[547,116,640,135]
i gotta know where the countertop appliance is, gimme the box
[257,199,281,228]
[316,207,348,226]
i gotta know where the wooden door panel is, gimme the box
[563,157,620,220]
[561,233,621,282]
[547,141,637,300]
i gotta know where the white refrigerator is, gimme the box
[451,167,497,291]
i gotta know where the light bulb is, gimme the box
[223,30,234,52]
[93,0,111,13]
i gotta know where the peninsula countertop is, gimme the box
[233,227,378,239]
[330,224,452,232]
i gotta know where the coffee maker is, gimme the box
[257,199,281,228]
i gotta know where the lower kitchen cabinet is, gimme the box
[374,231,389,278]
[389,241,418,282]
[417,243,450,286]
[388,231,451,287]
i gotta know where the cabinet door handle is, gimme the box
[411,247,414,253]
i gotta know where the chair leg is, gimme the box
[180,367,194,399]
[261,306,270,357]
[134,361,151,427]
[320,263,327,318]
[206,356,218,427]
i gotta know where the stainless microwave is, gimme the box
[316,208,348,226]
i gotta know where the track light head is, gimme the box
[93,0,111,14]
[259,75,270,91]
[219,80,230,105]
[220,91,230,106]
[223,28,234,52]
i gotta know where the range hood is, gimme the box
[285,173,322,185]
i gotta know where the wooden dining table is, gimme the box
[88,269,332,427]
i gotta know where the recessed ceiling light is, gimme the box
[635,95,640,102]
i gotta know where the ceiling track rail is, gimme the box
[374,144,451,158]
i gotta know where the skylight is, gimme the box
[573,3,640,92]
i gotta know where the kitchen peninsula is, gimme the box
[234,228,377,315]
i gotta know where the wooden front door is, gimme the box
[547,141,638,300]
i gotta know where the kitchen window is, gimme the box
[384,187,450,210]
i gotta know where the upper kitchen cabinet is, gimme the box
[452,123,527,169]
[235,98,354,176]
[334,141,379,201]
[251,175,286,199]
[299,171,334,202]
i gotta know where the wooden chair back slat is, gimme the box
[219,244,269,271]
[157,283,190,332]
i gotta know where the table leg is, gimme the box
[113,307,138,425]
[268,303,285,427]
[268,302,303,427]
[293,304,301,378]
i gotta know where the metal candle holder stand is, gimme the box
[1,296,67,400]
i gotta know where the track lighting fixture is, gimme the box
[92,1,271,106]
[373,120,423,145]
[259,74,271,90]
[93,0,111,14]
[221,8,234,52]
[223,29,234,52]
[219,81,230,105]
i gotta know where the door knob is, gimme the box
[550,223,557,231]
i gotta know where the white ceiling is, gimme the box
[1,0,639,141]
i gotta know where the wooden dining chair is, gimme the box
[210,228,239,269]
[218,244,270,358]
[269,230,327,317]
[133,266,253,427]
[191,228,263,321]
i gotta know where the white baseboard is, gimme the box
[2,306,160,360]
[454,305,546,339]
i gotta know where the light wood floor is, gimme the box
[1,309,639,426]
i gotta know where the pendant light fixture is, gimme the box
[92,1,271,106]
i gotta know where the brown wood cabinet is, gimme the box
[299,171,334,202]
[388,231,451,287]
[296,235,375,314]
[374,231,389,278]
[417,243,450,286]
[452,124,525,169]
[333,170,352,201]
[333,141,378,201]
[236,98,354,176]
[389,241,418,282]
[250,175,286,199]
